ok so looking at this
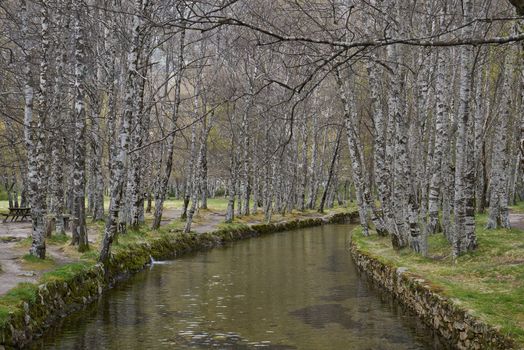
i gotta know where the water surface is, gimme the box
[29,224,445,349]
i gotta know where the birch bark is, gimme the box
[25,0,47,258]
[335,71,370,236]
[487,61,512,229]
[298,117,308,211]
[453,0,478,257]
[48,0,68,235]
[70,1,89,251]
[427,48,450,235]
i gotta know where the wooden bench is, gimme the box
[2,207,31,223]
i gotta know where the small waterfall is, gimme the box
[149,255,170,265]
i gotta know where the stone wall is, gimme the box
[350,242,518,350]
[0,211,357,349]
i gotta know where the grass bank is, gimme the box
[352,213,524,347]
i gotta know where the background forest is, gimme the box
[0,0,522,264]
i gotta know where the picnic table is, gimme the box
[1,207,31,223]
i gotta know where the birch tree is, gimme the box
[70,1,89,251]
[452,0,478,257]
[486,57,513,229]
[100,0,150,264]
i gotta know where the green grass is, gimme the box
[216,221,250,231]
[0,261,95,326]
[80,250,99,262]
[510,202,524,214]
[0,282,38,325]
[162,197,230,212]
[21,254,55,270]
[352,213,524,345]
[47,234,69,245]
[40,262,93,283]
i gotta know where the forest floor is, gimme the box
[352,206,524,347]
[0,198,352,297]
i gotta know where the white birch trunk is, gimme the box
[335,71,370,236]
[487,61,512,229]
[427,48,450,235]
[71,1,88,251]
[306,108,319,209]
[453,0,478,257]
[48,0,68,235]
[25,0,47,258]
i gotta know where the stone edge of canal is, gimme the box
[350,241,517,350]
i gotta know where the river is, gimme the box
[28,224,446,349]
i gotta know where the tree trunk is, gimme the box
[25,0,47,258]
[487,62,512,229]
[336,72,370,236]
[453,0,478,257]
[70,2,89,252]
[427,48,449,235]
[318,129,341,213]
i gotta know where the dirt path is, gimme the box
[0,206,219,296]
[0,220,79,295]
[509,211,524,231]
[0,240,37,295]
[159,207,180,226]
[192,210,226,233]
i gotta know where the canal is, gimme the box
[28,224,445,349]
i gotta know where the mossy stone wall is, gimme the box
[350,241,517,350]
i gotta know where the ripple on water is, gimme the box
[173,330,297,349]
[289,303,364,330]
[317,283,373,302]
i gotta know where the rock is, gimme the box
[457,341,468,350]
[397,267,408,275]
[433,316,441,328]
[17,271,36,277]
[454,321,466,331]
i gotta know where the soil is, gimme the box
[509,211,524,231]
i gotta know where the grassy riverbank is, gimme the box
[352,213,524,346]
